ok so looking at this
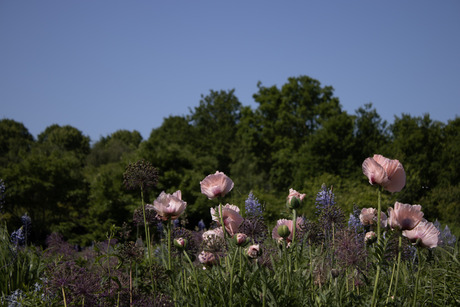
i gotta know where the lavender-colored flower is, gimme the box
[245,192,263,219]
[434,220,457,247]
[316,184,336,210]
[197,219,206,231]
[11,227,25,246]
[348,206,364,233]
[156,219,164,235]
[0,179,5,212]
[4,289,24,307]
[173,219,180,228]
[316,184,345,239]
[21,213,32,244]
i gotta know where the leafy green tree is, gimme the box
[0,119,34,166]
[87,129,143,167]
[389,114,444,219]
[1,124,90,244]
[438,117,460,186]
[294,111,356,186]
[250,76,343,190]
[353,103,389,164]
[38,124,90,158]
[230,106,268,192]
[188,89,242,173]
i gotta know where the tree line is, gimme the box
[1,75,459,245]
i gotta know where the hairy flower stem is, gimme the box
[229,247,238,306]
[386,262,396,305]
[377,187,382,242]
[371,187,383,307]
[371,263,381,307]
[392,235,402,299]
[140,187,155,293]
[140,187,152,259]
[413,246,422,307]
[219,204,227,239]
[167,220,172,271]
[129,266,133,307]
[62,287,67,307]
[183,250,204,306]
[291,209,297,246]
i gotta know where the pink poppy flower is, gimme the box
[153,190,187,221]
[272,218,303,243]
[362,154,406,192]
[359,207,388,227]
[200,171,234,199]
[387,202,424,230]
[210,204,244,236]
[402,220,440,248]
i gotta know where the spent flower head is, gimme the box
[133,204,158,226]
[123,159,159,191]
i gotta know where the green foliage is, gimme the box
[0,224,45,301]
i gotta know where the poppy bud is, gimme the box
[277,225,291,239]
[287,196,301,210]
[364,231,377,245]
[174,237,187,250]
[286,188,306,210]
[233,233,249,246]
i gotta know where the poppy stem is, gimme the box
[377,187,381,243]
[167,220,172,271]
[291,209,297,246]
[412,246,422,307]
[392,235,402,299]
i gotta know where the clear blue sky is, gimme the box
[1,1,459,143]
